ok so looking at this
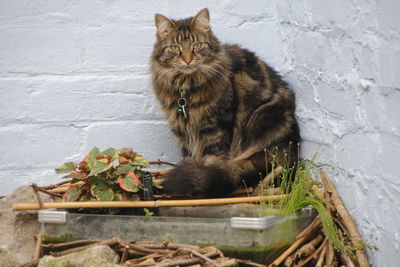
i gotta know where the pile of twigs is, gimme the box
[267,171,370,267]
[23,237,264,267]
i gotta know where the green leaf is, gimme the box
[87,147,101,169]
[90,178,115,201]
[116,164,135,174]
[143,208,154,216]
[55,162,77,174]
[63,184,83,201]
[103,148,118,159]
[88,160,112,177]
[117,172,141,192]
[132,155,150,168]
[125,194,140,201]
[153,180,163,189]
[118,147,133,155]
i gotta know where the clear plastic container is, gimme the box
[39,206,316,264]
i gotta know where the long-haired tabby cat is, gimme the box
[150,8,300,198]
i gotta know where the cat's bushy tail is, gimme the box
[162,158,262,198]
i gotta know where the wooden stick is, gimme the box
[219,259,239,267]
[13,194,287,211]
[320,171,370,267]
[149,160,178,167]
[315,242,327,267]
[41,239,103,248]
[295,238,328,267]
[268,235,308,267]
[118,239,173,255]
[296,215,321,240]
[30,183,44,209]
[124,253,163,265]
[48,182,84,193]
[33,231,42,261]
[41,179,73,190]
[181,247,221,267]
[136,241,199,251]
[294,234,324,259]
[154,251,220,267]
[236,259,266,267]
[35,186,63,198]
[120,245,129,264]
[325,241,334,267]
[253,166,284,195]
[49,238,120,257]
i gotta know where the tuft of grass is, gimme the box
[258,156,355,252]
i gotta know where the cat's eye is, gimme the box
[170,45,180,52]
[193,42,203,50]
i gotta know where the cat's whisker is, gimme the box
[154,68,177,83]
[199,64,228,81]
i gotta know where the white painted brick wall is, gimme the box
[1,1,399,265]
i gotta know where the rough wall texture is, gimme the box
[0,1,399,265]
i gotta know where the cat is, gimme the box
[150,8,300,198]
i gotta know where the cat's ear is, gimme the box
[155,13,175,39]
[191,8,210,32]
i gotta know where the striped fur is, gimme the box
[150,9,300,197]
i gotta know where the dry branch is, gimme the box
[315,243,327,267]
[149,160,178,167]
[320,171,370,267]
[33,231,42,261]
[294,238,328,267]
[294,234,324,259]
[269,235,308,267]
[181,247,221,267]
[295,215,321,240]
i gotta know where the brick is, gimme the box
[0,125,82,169]
[84,121,181,164]
[27,77,148,122]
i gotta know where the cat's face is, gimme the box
[153,8,220,75]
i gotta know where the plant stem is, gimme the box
[149,160,178,167]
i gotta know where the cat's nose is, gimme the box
[183,57,192,65]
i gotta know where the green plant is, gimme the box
[55,147,152,203]
[143,208,154,216]
[258,155,356,253]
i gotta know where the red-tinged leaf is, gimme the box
[121,151,135,159]
[132,154,150,168]
[118,156,129,165]
[118,147,133,155]
[55,162,77,174]
[63,184,83,202]
[95,155,112,163]
[114,193,126,201]
[78,159,89,172]
[117,173,140,192]
[127,172,140,185]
